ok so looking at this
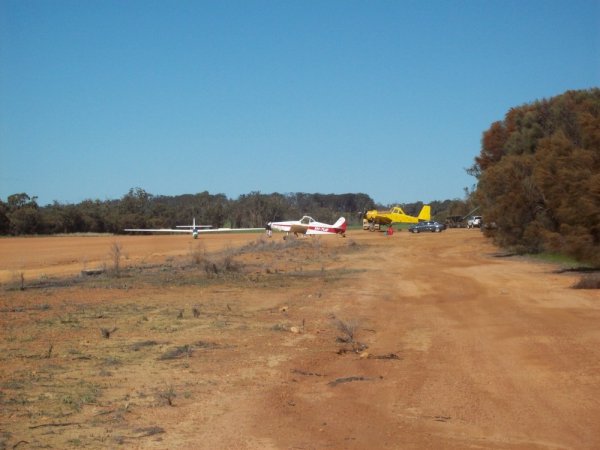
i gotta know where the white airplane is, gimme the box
[125,218,262,239]
[267,216,347,239]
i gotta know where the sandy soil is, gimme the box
[1,229,598,449]
[0,234,257,283]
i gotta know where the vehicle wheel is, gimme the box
[435,228,441,232]
[414,229,420,233]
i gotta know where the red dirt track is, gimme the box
[1,230,599,449]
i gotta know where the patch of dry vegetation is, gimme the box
[573,273,600,289]
[0,236,361,448]
[334,317,369,354]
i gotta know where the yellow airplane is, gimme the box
[363,205,431,231]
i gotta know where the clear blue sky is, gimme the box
[1,0,598,207]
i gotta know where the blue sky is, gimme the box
[1,0,598,207]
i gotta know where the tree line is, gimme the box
[0,189,474,237]
[469,88,600,266]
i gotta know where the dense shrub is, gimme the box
[471,89,600,266]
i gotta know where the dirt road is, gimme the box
[1,230,598,449]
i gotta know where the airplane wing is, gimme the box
[124,228,195,233]
[269,222,296,232]
[195,227,264,233]
[124,227,264,234]
[176,225,212,229]
[270,224,292,232]
[124,217,263,237]
[126,217,212,233]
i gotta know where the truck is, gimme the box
[467,216,482,228]
[444,215,466,228]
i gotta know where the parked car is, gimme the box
[467,216,482,228]
[408,221,446,233]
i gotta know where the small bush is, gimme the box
[188,244,206,266]
[100,327,117,339]
[157,386,177,406]
[573,273,600,289]
[130,340,159,351]
[196,253,243,277]
[135,426,165,436]
[109,242,123,277]
[271,323,288,332]
[335,318,369,353]
[336,319,359,343]
[158,345,193,360]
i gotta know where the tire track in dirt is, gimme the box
[249,230,600,449]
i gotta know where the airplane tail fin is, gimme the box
[418,205,431,221]
[333,217,347,231]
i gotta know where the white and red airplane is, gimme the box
[267,216,347,239]
[125,218,262,239]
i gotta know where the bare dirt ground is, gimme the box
[1,230,599,449]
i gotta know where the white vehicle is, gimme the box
[467,216,482,228]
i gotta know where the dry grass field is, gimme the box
[1,230,599,449]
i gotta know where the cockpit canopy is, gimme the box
[300,216,315,225]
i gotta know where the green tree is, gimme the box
[0,200,10,234]
[7,193,42,235]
